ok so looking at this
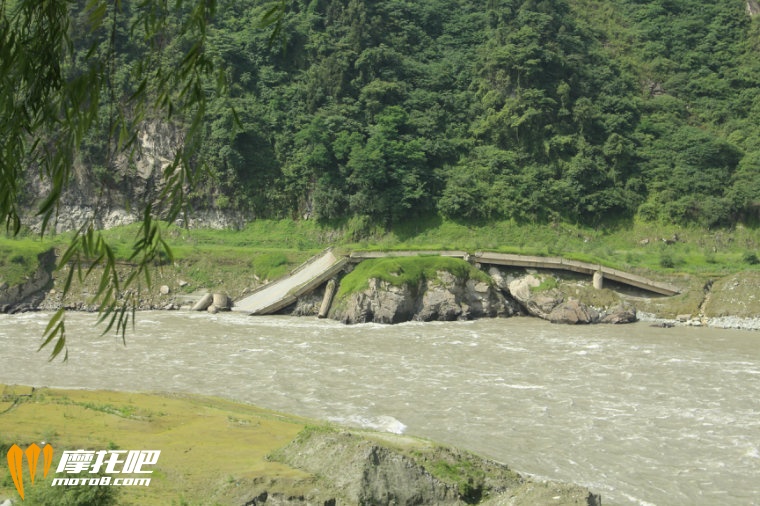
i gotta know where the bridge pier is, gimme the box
[318,279,338,318]
[593,270,604,290]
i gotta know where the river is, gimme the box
[1,312,758,505]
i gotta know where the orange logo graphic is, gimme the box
[6,443,54,501]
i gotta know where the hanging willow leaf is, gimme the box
[1,0,286,361]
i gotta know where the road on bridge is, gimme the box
[233,249,348,315]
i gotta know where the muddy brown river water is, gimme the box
[1,312,758,505]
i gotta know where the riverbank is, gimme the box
[17,252,760,332]
[3,219,760,327]
[0,384,600,505]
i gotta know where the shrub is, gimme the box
[742,252,760,265]
[659,253,675,268]
[24,472,120,506]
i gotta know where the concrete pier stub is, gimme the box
[593,270,604,290]
[318,279,338,318]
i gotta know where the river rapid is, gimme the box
[1,312,758,505]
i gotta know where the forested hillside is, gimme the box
[57,0,760,230]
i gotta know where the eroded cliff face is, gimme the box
[748,0,760,17]
[319,265,640,326]
[21,121,245,233]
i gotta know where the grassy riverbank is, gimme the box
[3,218,760,315]
[0,385,598,505]
[5,218,760,276]
[0,385,308,505]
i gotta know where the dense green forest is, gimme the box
[58,0,760,230]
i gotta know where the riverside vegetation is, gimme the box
[4,217,760,323]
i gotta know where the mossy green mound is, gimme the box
[336,256,491,301]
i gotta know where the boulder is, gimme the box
[462,278,519,318]
[548,299,599,324]
[506,273,565,320]
[159,285,171,295]
[212,293,229,310]
[488,266,510,291]
[507,274,542,304]
[525,293,565,319]
[600,303,638,324]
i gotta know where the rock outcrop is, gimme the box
[748,0,760,17]
[256,427,601,506]
[599,302,638,324]
[330,270,518,324]
[0,249,55,313]
[504,271,636,325]
[21,120,248,233]
[548,299,600,324]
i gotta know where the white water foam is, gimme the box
[329,414,408,434]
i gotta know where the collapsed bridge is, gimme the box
[232,249,680,315]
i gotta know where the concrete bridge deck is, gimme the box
[233,249,679,315]
[233,249,349,315]
[471,252,680,296]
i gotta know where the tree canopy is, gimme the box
[172,0,760,228]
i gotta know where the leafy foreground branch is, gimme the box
[40,208,173,360]
[0,0,284,360]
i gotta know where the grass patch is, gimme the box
[529,276,559,293]
[392,219,760,276]
[5,216,760,299]
[429,458,486,503]
[93,221,325,292]
[0,385,311,506]
[160,219,329,253]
